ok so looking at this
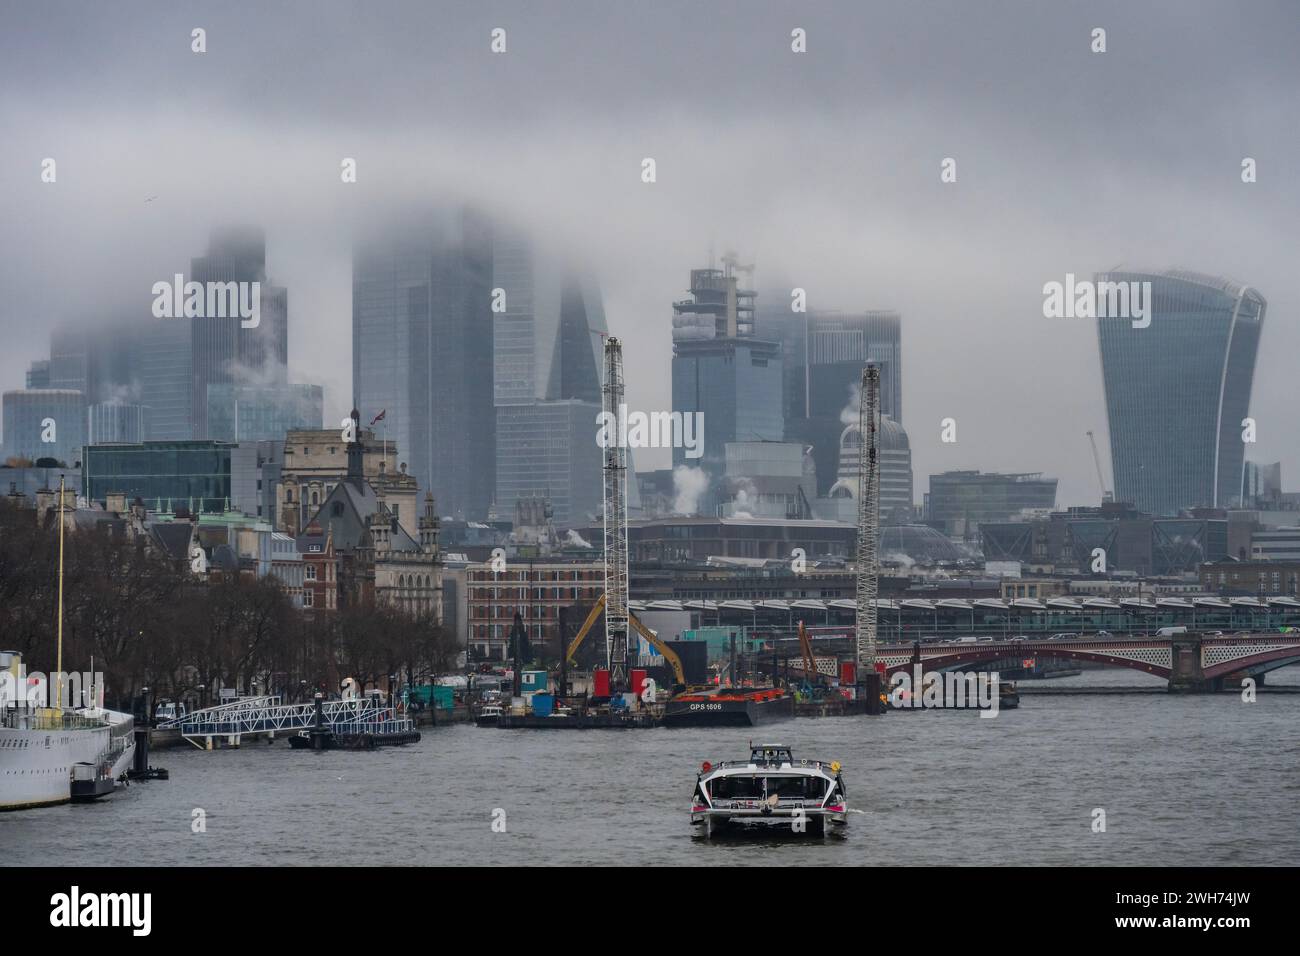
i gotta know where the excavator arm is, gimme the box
[565,594,607,663]
[564,592,687,692]
[627,612,686,691]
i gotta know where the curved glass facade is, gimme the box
[1096,270,1265,515]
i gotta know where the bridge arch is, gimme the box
[884,644,1172,680]
[1204,648,1300,680]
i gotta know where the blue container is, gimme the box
[532,693,554,718]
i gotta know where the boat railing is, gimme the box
[326,717,416,736]
[708,758,836,772]
[0,708,109,732]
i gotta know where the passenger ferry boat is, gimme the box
[691,744,848,838]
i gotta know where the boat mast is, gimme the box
[55,473,66,710]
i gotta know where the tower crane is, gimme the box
[602,336,631,694]
[856,365,881,672]
[559,335,694,697]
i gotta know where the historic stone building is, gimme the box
[277,425,421,539]
[297,410,441,619]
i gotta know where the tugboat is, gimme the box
[691,744,848,838]
[663,688,794,727]
[475,703,504,727]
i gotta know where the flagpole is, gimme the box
[56,474,65,711]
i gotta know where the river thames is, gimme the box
[5,668,1298,866]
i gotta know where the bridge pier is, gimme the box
[1167,634,1217,692]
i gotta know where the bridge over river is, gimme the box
[873,631,1300,691]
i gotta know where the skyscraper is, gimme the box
[188,227,289,438]
[671,264,783,495]
[490,229,609,527]
[353,208,495,519]
[1097,270,1265,515]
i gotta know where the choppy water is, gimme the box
[5,667,1298,866]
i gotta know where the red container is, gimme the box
[840,661,856,685]
[630,669,648,698]
[593,668,610,697]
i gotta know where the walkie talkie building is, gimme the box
[1097,270,1265,516]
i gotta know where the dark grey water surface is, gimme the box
[5,667,1298,866]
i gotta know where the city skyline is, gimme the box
[2,2,1296,510]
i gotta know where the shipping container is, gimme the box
[532,693,554,717]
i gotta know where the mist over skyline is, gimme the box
[3,1,1297,509]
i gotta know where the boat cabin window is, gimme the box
[768,775,827,799]
[708,776,766,800]
[750,746,792,764]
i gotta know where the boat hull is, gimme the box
[663,693,794,728]
[0,723,112,811]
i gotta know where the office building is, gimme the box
[82,440,235,514]
[823,416,913,525]
[353,208,495,519]
[2,389,86,465]
[671,264,783,497]
[926,470,1057,537]
[1097,269,1265,515]
[494,400,603,528]
[490,229,612,525]
[188,227,289,438]
[206,383,323,443]
[982,503,1228,576]
[88,402,148,444]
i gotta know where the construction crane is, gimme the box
[602,336,631,694]
[856,365,881,672]
[1086,430,1113,503]
[563,593,689,692]
[797,620,816,677]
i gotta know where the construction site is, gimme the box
[478,340,889,729]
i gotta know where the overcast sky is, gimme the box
[1,0,1296,507]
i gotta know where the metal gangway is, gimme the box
[157,695,414,749]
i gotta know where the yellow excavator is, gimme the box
[565,594,689,693]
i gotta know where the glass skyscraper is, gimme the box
[188,227,289,438]
[495,400,603,527]
[671,266,784,498]
[1097,270,1265,515]
[353,208,495,520]
[490,228,610,526]
[756,306,903,498]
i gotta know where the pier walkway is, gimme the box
[157,696,412,748]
